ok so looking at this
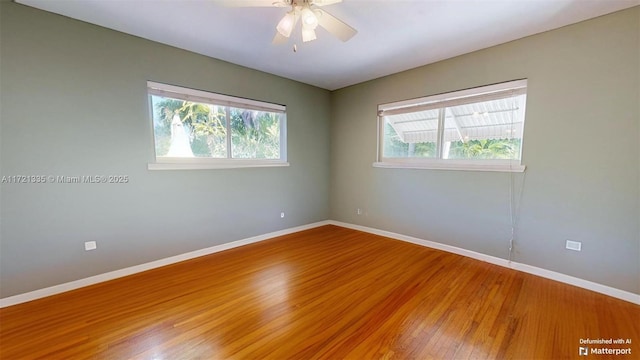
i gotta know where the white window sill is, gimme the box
[373,161,525,173]
[148,160,290,170]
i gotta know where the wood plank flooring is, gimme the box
[1,225,638,359]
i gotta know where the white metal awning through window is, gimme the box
[384,93,526,144]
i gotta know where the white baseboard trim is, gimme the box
[329,220,640,305]
[3,220,638,308]
[0,221,331,308]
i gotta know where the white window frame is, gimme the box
[147,81,288,170]
[374,79,527,172]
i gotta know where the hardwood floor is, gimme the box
[1,225,638,359]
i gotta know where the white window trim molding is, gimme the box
[377,79,528,172]
[147,81,286,113]
[373,159,525,172]
[148,159,290,170]
[379,79,528,113]
[147,81,287,170]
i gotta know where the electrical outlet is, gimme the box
[280,212,285,218]
[85,241,97,251]
[565,240,581,251]
[356,208,362,215]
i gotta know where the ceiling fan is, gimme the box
[215,0,357,46]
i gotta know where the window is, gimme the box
[147,81,287,170]
[376,79,527,172]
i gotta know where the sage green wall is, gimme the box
[0,2,331,297]
[1,2,638,299]
[330,7,640,294]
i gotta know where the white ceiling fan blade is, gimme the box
[212,0,287,7]
[316,9,357,42]
[272,31,289,45]
[311,0,342,6]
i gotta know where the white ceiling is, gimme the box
[16,0,640,90]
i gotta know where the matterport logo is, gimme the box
[579,338,633,356]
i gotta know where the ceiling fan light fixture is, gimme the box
[300,6,318,29]
[276,11,296,37]
[302,28,317,42]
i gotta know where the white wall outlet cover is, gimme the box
[565,240,581,251]
[280,212,285,218]
[85,241,97,251]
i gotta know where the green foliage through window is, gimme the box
[447,139,521,160]
[151,96,282,160]
[379,80,527,166]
